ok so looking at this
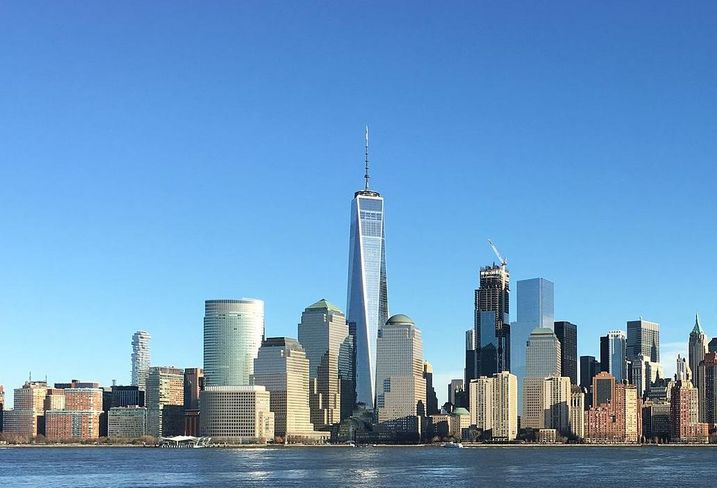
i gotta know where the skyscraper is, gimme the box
[522,327,561,426]
[626,319,660,364]
[600,331,627,382]
[146,366,184,438]
[554,321,578,385]
[346,128,388,409]
[375,315,426,424]
[473,263,510,379]
[698,352,717,424]
[423,361,439,415]
[297,299,350,428]
[203,299,265,387]
[464,329,476,395]
[252,337,323,441]
[689,314,708,391]
[579,356,600,391]
[131,331,151,391]
[468,371,518,441]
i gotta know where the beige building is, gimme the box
[297,299,350,429]
[542,377,571,434]
[375,315,426,425]
[146,366,184,438]
[2,381,48,438]
[108,406,147,439]
[569,386,585,439]
[252,337,324,441]
[469,371,517,441]
[200,385,274,442]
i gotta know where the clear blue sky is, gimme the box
[2,2,716,406]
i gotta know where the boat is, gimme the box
[443,441,464,448]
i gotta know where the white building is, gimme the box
[375,314,426,425]
[200,386,274,442]
[469,371,517,441]
[569,387,585,439]
[131,331,151,391]
[204,299,265,387]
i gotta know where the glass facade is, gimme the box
[203,299,265,387]
[346,192,388,408]
[626,319,660,364]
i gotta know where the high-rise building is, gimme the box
[569,386,585,439]
[468,371,517,441]
[522,327,561,425]
[252,337,323,441]
[3,381,48,438]
[600,331,627,382]
[45,387,103,441]
[631,354,663,397]
[670,379,708,443]
[579,356,600,403]
[709,338,717,354]
[423,362,439,415]
[689,314,708,392]
[375,315,426,426]
[204,298,265,387]
[106,386,145,408]
[200,386,274,442]
[510,278,554,412]
[108,406,147,439]
[626,319,660,364]
[554,321,578,385]
[297,299,351,428]
[585,373,641,443]
[0,385,4,432]
[448,379,464,407]
[473,264,510,379]
[464,329,477,395]
[676,354,692,383]
[183,368,204,436]
[698,352,717,424]
[346,129,388,410]
[131,331,151,391]
[146,366,184,438]
[541,377,571,434]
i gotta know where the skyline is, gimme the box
[3,2,717,406]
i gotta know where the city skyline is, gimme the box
[3,2,717,408]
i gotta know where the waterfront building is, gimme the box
[698,352,717,424]
[45,387,103,441]
[554,321,577,385]
[44,388,66,411]
[569,386,585,439]
[600,331,627,382]
[204,298,265,387]
[375,315,426,429]
[631,353,663,397]
[131,331,151,392]
[146,366,184,438]
[3,381,48,437]
[0,385,3,432]
[199,385,274,442]
[670,379,708,443]
[108,406,147,439]
[646,377,673,403]
[642,400,671,442]
[252,337,323,441]
[106,386,145,408]
[626,319,660,364]
[510,278,553,409]
[423,362,439,415]
[522,327,561,424]
[579,356,600,407]
[542,376,571,434]
[689,314,708,394]
[585,373,641,443]
[346,130,389,410]
[473,263,510,380]
[464,329,477,396]
[468,371,517,441]
[183,368,203,436]
[297,299,350,428]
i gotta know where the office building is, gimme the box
[108,406,147,439]
[510,278,554,408]
[464,329,477,395]
[252,337,323,441]
[375,315,426,427]
[709,338,717,354]
[146,366,184,438]
[554,321,578,385]
[626,319,660,364]
[631,354,663,397]
[106,386,145,408]
[45,387,103,441]
[184,368,203,436]
[468,371,517,441]
[346,130,389,410]
[689,314,708,392]
[131,331,151,392]
[585,373,641,443]
[3,381,48,438]
[297,299,350,428]
[522,327,561,424]
[676,354,692,383]
[199,386,274,442]
[0,386,3,432]
[204,298,264,387]
[569,386,585,439]
[473,263,510,380]
[579,356,600,406]
[670,379,708,443]
[600,331,627,382]
[542,376,571,434]
[448,379,464,407]
[698,352,717,424]
[423,362,439,415]
[642,400,671,441]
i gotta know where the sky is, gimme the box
[1,1,716,406]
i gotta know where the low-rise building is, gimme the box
[108,406,147,439]
[200,386,274,442]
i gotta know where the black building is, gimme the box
[580,355,600,407]
[600,336,610,373]
[554,321,578,384]
[473,263,510,381]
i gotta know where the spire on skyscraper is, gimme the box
[364,125,370,191]
[692,313,704,335]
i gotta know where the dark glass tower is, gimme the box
[554,321,578,384]
[580,355,600,390]
[473,264,510,378]
[346,129,388,409]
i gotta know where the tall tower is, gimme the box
[626,319,660,364]
[689,313,707,389]
[203,299,265,387]
[600,330,627,382]
[554,321,578,385]
[473,264,510,379]
[131,331,151,391]
[346,127,388,409]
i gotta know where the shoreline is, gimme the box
[2,443,716,449]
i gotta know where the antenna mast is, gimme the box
[364,125,370,191]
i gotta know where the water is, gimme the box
[0,446,715,487]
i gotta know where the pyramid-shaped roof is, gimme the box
[691,313,704,335]
[306,298,343,313]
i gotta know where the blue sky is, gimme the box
[1,2,716,406]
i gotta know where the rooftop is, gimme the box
[305,298,343,314]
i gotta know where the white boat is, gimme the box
[443,441,464,448]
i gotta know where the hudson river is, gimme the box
[1,446,715,487]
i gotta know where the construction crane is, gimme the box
[488,239,508,267]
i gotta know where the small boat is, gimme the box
[443,441,464,448]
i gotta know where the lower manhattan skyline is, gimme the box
[2,0,717,420]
